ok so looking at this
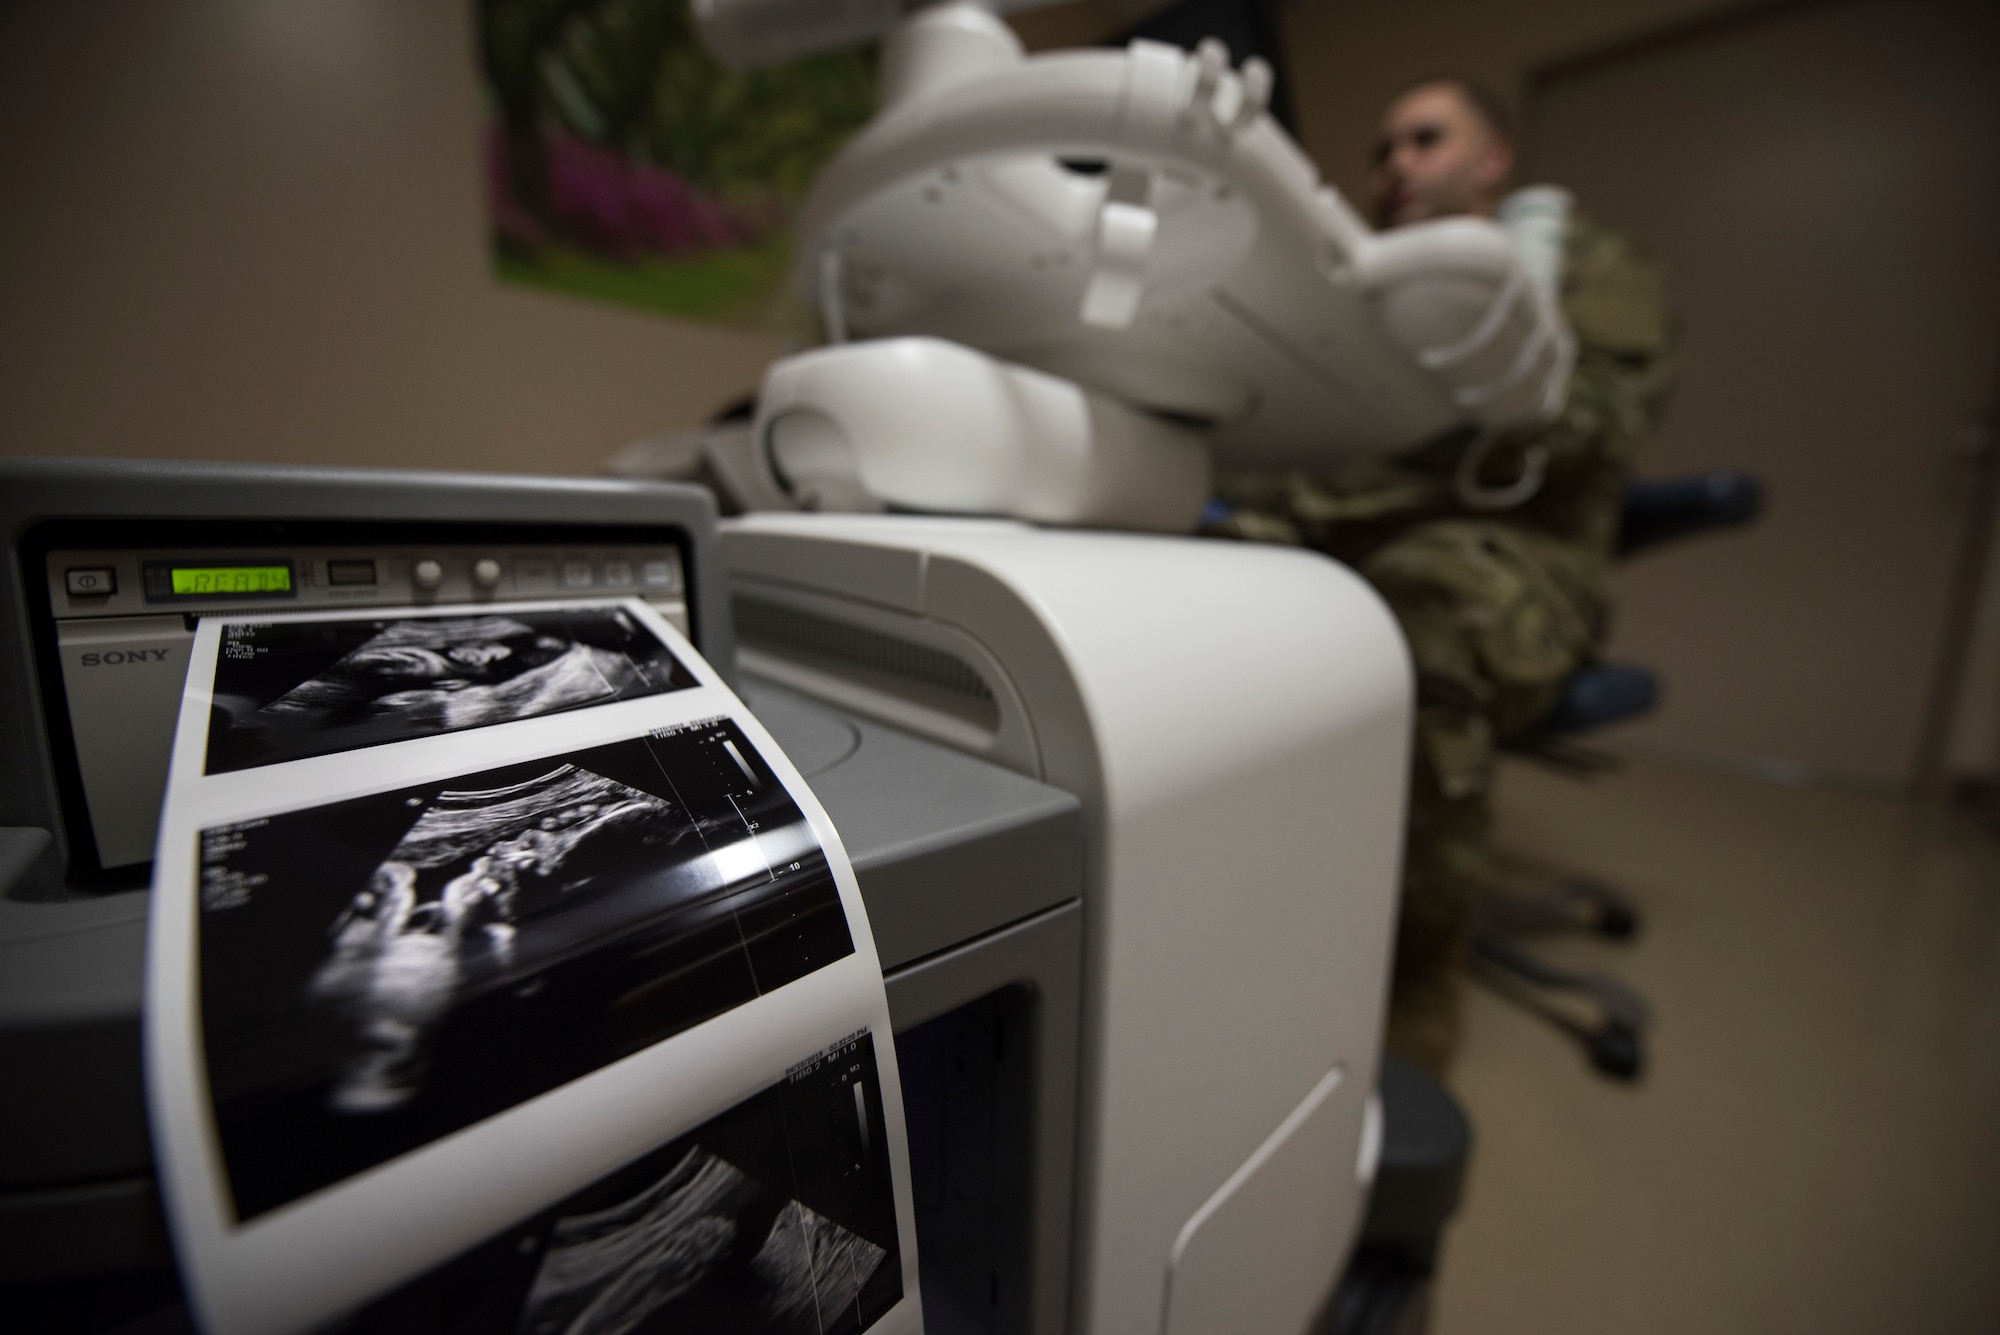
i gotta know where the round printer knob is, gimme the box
[412,558,445,591]
[472,557,503,590]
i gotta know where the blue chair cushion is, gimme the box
[1618,471,1765,557]
[1535,662,1659,736]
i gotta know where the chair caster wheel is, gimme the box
[1567,878,1642,940]
[1596,901,1640,940]
[1587,1023,1644,1081]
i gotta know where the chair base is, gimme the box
[1472,898,1651,1084]
[1481,868,1641,941]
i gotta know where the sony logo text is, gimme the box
[80,649,173,667]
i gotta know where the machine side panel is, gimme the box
[923,531,1411,1335]
[885,901,1083,1335]
[711,515,1412,1333]
[1161,1065,1364,1335]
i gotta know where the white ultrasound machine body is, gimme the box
[0,2,1578,1330]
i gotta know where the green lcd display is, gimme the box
[169,565,292,595]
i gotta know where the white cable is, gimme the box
[1454,431,1547,511]
[1417,260,1527,372]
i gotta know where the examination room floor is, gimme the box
[1433,756,2000,1334]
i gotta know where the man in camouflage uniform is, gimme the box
[1207,80,1676,1071]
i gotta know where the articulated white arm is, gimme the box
[793,6,1573,469]
[695,2,1576,529]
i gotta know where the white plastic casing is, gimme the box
[754,337,1212,531]
[798,15,1575,467]
[720,515,1412,1334]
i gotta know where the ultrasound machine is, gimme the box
[0,0,1551,1326]
[0,456,1411,1334]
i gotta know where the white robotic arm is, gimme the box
[694,0,1572,526]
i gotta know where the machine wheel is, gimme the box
[1596,899,1641,940]
[1568,878,1642,940]
[1586,1022,1644,1081]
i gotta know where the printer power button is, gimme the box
[65,567,117,597]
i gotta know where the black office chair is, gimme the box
[1478,470,1767,1080]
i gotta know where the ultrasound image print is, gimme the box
[752,1200,889,1330]
[205,607,696,773]
[200,719,854,1221]
[321,1033,902,1335]
[521,1150,759,1331]
[305,765,677,1115]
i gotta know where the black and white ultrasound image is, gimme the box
[204,607,697,774]
[199,719,854,1221]
[321,1033,901,1335]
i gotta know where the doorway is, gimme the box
[1525,0,2000,790]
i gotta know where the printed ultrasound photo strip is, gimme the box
[201,723,854,1219]
[145,599,923,1335]
[204,603,698,774]
[324,1032,902,1335]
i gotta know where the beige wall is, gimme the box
[1009,0,1137,50]
[1278,0,1756,205]
[1526,0,2000,789]
[0,1,783,477]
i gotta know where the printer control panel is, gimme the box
[47,542,685,623]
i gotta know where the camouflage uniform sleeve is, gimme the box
[1209,456,1443,547]
[1510,215,1679,550]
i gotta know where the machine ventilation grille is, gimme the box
[735,598,995,704]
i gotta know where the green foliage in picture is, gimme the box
[477,0,875,329]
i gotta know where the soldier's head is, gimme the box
[1370,78,1515,229]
